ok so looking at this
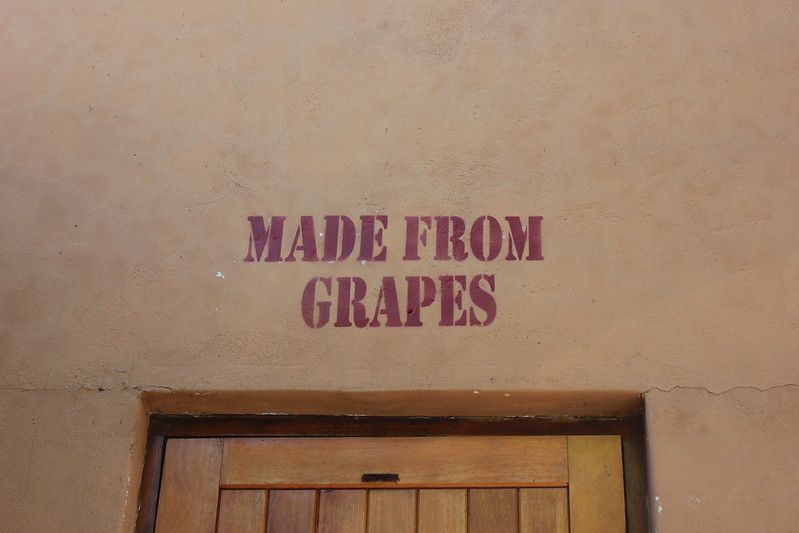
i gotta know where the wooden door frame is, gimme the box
[136,414,648,532]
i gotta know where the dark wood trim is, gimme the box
[136,414,649,532]
[135,430,166,533]
[621,419,650,533]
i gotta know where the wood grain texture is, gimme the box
[138,415,645,533]
[222,436,567,487]
[366,490,416,533]
[217,490,267,533]
[318,490,367,533]
[154,438,222,533]
[136,431,166,533]
[567,436,626,533]
[266,490,316,533]
[468,489,518,533]
[622,432,649,533]
[146,413,644,439]
[520,488,569,533]
[145,391,643,418]
[418,489,466,533]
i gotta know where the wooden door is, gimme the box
[152,435,625,532]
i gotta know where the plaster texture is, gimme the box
[0,390,145,532]
[646,387,799,532]
[1,1,797,531]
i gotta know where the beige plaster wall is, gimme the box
[646,387,799,532]
[0,389,145,532]
[1,1,797,531]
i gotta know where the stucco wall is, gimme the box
[1,1,797,531]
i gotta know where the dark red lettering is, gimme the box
[370,277,402,327]
[434,216,468,261]
[506,216,543,261]
[468,275,496,325]
[403,216,432,260]
[285,216,319,262]
[358,215,388,261]
[404,276,436,326]
[301,277,332,328]
[322,215,356,261]
[334,276,369,327]
[243,215,286,262]
[439,275,468,326]
[470,216,502,261]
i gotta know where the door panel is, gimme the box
[567,436,626,533]
[152,435,626,533]
[265,490,316,533]
[216,490,267,533]
[222,436,567,487]
[468,488,518,533]
[520,488,569,533]
[367,490,416,533]
[417,489,467,533]
[317,490,366,533]
[154,438,222,533]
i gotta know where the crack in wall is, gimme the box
[642,384,799,396]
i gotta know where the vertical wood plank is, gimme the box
[318,490,367,533]
[266,490,317,533]
[367,490,416,533]
[468,489,518,533]
[567,436,626,533]
[520,488,569,533]
[154,438,222,533]
[418,489,466,533]
[217,490,267,533]
[621,433,649,533]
